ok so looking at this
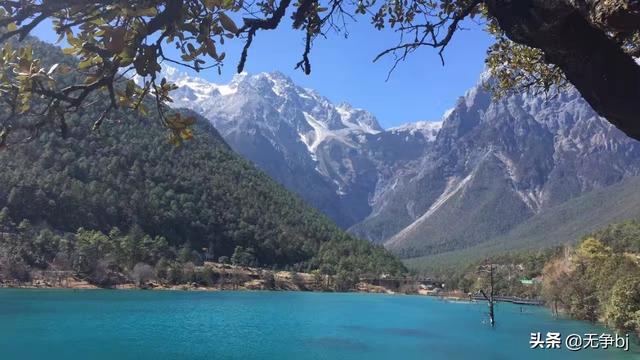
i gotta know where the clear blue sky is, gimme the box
[33,16,493,128]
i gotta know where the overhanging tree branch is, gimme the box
[373,0,482,78]
[237,0,293,72]
[485,0,640,140]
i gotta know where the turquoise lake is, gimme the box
[0,289,637,359]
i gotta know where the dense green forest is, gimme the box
[542,221,640,336]
[440,219,640,336]
[0,39,405,287]
[440,248,558,299]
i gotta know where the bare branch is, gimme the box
[373,0,482,78]
[237,0,294,72]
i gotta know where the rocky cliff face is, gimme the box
[166,68,640,258]
[352,80,640,257]
[165,68,437,228]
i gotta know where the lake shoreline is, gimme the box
[0,261,401,294]
[0,280,395,294]
[0,279,545,306]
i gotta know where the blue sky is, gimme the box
[33,16,493,128]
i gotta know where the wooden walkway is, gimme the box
[472,295,544,306]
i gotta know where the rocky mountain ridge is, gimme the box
[165,67,438,228]
[165,68,640,258]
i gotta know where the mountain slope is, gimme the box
[404,174,640,272]
[351,78,640,257]
[163,66,640,263]
[0,39,406,276]
[165,68,439,227]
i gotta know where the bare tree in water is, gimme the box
[478,261,496,327]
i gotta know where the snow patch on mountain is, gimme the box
[301,112,331,154]
[161,66,443,228]
[163,66,242,101]
[164,66,383,153]
[389,121,442,141]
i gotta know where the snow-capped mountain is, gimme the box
[166,67,640,260]
[389,121,443,141]
[164,67,437,227]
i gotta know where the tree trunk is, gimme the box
[479,262,496,327]
[485,0,640,140]
[488,301,495,327]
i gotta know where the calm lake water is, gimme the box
[0,289,637,359]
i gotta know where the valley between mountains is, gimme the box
[165,67,640,266]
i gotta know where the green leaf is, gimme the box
[62,47,77,55]
[180,128,193,140]
[78,59,93,69]
[218,12,238,34]
[204,0,220,9]
[137,7,158,17]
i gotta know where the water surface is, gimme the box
[0,289,636,359]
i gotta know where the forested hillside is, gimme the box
[541,221,640,336]
[438,219,640,336]
[0,40,405,286]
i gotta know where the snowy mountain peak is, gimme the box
[162,67,434,225]
[160,65,640,255]
[164,67,384,138]
[389,121,443,141]
[230,71,249,84]
[162,66,239,103]
[261,70,290,82]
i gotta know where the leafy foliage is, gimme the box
[430,217,640,335]
[484,37,568,98]
[483,1,639,98]
[0,41,405,286]
[433,248,559,298]
[589,219,640,253]
[1,1,638,144]
[0,0,244,145]
[605,277,640,334]
[540,226,640,335]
